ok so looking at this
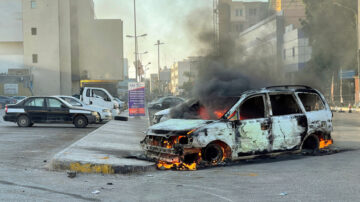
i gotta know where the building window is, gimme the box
[249,8,257,16]
[283,49,286,60]
[32,54,38,63]
[31,27,37,35]
[235,9,243,16]
[31,0,36,9]
[292,47,295,57]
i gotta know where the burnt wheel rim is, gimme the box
[204,145,223,163]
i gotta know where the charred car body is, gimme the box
[141,86,333,170]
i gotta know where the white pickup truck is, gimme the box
[80,87,120,117]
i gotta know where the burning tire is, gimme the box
[203,143,224,164]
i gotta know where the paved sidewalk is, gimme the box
[50,116,155,174]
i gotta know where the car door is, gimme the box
[269,93,307,151]
[235,94,272,155]
[46,98,70,122]
[92,89,113,109]
[296,92,332,134]
[23,98,47,122]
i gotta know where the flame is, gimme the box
[199,107,228,120]
[157,161,197,171]
[319,137,333,149]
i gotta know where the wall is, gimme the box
[0,42,24,73]
[22,0,62,96]
[70,0,123,94]
[283,25,311,72]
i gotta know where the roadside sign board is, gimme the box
[128,82,145,116]
[4,84,18,95]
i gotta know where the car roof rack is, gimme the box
[265,85,313,90]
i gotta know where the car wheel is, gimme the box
[17,115,31,127]
[74,116,88,128]
[301,135,320,155]
[203,143,224,164]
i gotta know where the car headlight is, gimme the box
[102,109,110,113]
[92,112,98,116]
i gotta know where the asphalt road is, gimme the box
[0,111,360,201]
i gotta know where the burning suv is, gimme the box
[141,85,333,170]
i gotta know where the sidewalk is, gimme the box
[50,114,155,174]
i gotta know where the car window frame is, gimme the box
[24,98,45,108]
[268,92,304,116]
[46,98,64,108]
[295,92,325,112]
[237,93,268,120]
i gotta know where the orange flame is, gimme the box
[199,107,228,120]
[319,137,333,149]
[157,161,197,171]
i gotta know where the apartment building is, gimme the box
[218,0,269,40]
[22,0,124,95]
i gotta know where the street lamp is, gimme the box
[154,40,165,80]
[143,62,151,82]
[332,1,359,102]
[127,0,148,82]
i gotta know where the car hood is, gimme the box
[154,108,171,116]
[149,119,212,132]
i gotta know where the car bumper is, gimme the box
[111,109,120,116]
[86,114,98,124]
[3,114,17,122]
[100,112,112,121]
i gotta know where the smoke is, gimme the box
[170,8,279,119]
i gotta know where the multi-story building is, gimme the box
[283,24,312,81]
[0,0,24,74]
[22,0,124,95]
[269,0,306,28]
[170,58,199,96]
[218,0,269,40]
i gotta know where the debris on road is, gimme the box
[107,182,113,185]
[67,171,77,178]
[279,192,288,196]
[92,190,100,194]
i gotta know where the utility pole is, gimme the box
[154,40,164,80]
[133,0,138,82]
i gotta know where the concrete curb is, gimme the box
[331,107,360,113]
[49,119,155,174]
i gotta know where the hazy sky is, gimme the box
[93,0,267,78]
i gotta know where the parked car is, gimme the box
[55,95,112,122]
[114,97,125,110]
[80,87,120,117]
[142,85,333,170]
[148,96,185,110]
[12,96,27,103]
[0,96,16,108]
[3,96,99,128]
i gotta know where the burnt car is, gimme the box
[141,85,333,170]
[148,96,185,110]
[3,96,99,128]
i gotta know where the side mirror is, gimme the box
[89,101,93,105]
[61,104,67,108]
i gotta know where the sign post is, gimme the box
[128,82,145,116]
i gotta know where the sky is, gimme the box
[93,0,268,78]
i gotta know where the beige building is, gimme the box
[0,0,24,73]
[170,58,199,96]
[269,0,305,28]
[219,0,268,40]
[22,0,124,95]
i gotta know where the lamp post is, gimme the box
[332,1,359,102]
[143,62,151,81]
[154,40,165,80]
[127,0,147,82]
